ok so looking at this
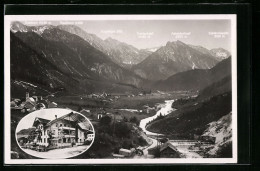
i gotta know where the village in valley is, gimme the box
[9,19,233,160]
[11,89,219,159]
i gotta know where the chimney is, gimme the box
[26,92,29,99]
[55,115,57,119]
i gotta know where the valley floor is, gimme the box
[11,90,226,159]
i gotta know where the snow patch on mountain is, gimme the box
[144,47,160,52]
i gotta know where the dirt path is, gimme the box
[22,145,90,159]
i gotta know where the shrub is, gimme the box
[115,122,131,138]
[100,115,112,126]
[130,116,139,125]
[83,140,92,145]
[122,139,133,149]
[216,141,232,158]
[138,136,148,146]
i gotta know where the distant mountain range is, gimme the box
[10,22,149,96]
[189,44,231,61]
[153,57,231,91]
[17,127,35,136]
[57,25,152,67]
[10,21,231,96]
[133,40,228,81]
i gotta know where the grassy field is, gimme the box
[51,91,189,110]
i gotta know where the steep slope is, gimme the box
[146,92,231,138]
[12,22,145,87]
[153,57,231,91]
[198,75,231,100]
[146,62,232,139]
[133,40,219,80]
[10,32,82,97]
[202,112,232,157]
[133,53,188,81]
[104,37,151,65]
[57,25,151,67]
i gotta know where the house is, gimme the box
[159,142,181,158]
[10,101,18,107]
[200,135,216,144]
[17,136,28,146]
[119,148,134,157]
[32,112,93,148]
[148,142,181,158]
[97,114,104,120]
[16,92,37,112]
[21,97,36,112]
[48,101,58,108]
[86,133,94,141]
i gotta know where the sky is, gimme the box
[80,20,231,51]
[23,20,231,51]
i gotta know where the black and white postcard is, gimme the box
[4,15,237,164]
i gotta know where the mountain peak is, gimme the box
[105,37,119,42]
[11,21,28,33]
[11,21,54,35]
[57,24,81,31]
[165,40,186,48]
[176,40,185,44]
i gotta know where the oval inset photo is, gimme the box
[15,108,95,159]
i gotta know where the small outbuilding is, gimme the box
[119,148,133,157]
[159,142,181,158]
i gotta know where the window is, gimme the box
[64,124,66,127]
[56,123,58,127]
[60,124,62,127]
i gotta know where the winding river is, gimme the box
[138,99,202,158]
[139,100,176,136]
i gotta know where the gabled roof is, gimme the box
[32,117,51,127]
[46,112,86,127]
[160,142,178,152]
[78,122,90,131]
[32,112,90,131]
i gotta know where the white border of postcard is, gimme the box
[4,14,237,164]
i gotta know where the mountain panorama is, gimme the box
[10,20,233,160]
[10,21,231,95]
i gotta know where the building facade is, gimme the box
[32,113,92,148]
